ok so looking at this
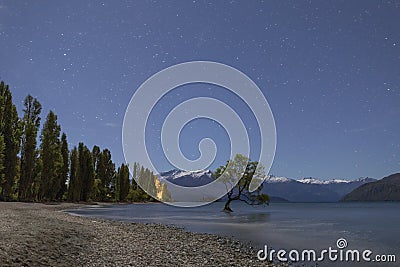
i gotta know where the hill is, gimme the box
[341,173,400,201]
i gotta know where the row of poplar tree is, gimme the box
[0,81,170,202]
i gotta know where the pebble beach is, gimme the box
[0,202,280,266]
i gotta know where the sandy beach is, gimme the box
[0,202,279,266]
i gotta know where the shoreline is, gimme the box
[0,202,280,266]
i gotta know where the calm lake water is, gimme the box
[68,202,399,266]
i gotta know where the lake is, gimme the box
[68,202,399,266]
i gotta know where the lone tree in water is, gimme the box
[215,154,270,212]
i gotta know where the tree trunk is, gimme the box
[223,198,233,212]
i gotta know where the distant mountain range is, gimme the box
[159,169,214,187]
[158,170,378,202]
[261,176,376,202]
[341,173,400,201]
[158,169,220,202]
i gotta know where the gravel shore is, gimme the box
[0,202,279,266]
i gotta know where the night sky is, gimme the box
[0,0,399,180]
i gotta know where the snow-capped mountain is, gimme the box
[297,177,350,185]
[158,169,376,202]
[266,176,370,185]
[264,176,293,183]
[159,169,214,187]
[262,176,376,202]
[157,169,225,203]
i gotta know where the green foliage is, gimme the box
[78,143,94,201]
[0,81,21,200]
[215,154,270,212]
[0,80,164,204]
[67,143,95,202]
[67,147,80,202]
[19,94,42,201]
[137,166,157,199]
[0,85,5,193]
[127,165,147,201]
[91,178,103,201]
[118,164,130,201]
[0,135,4,194]
[94,148,115,201]
[57,133,69,200]
[132,162,139,190]
[126,162,160,202]
[38,111,63,201]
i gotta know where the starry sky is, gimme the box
[0,0,399,180]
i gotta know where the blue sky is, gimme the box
[0,0,399,180]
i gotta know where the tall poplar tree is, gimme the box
[0,135,4,200]
[96,148,115,201]
[91,145,101,201]
[92,145,100,172]
[19,95,42,201]
[0,82,20,200]
[132,162,139,190]
[113,166,121,201]
[78,143,94,201]
[67,147,79,202]
[117,163,130,201]
[38,111,62,201]
[57,133,69,200]
[0,84,6,197]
